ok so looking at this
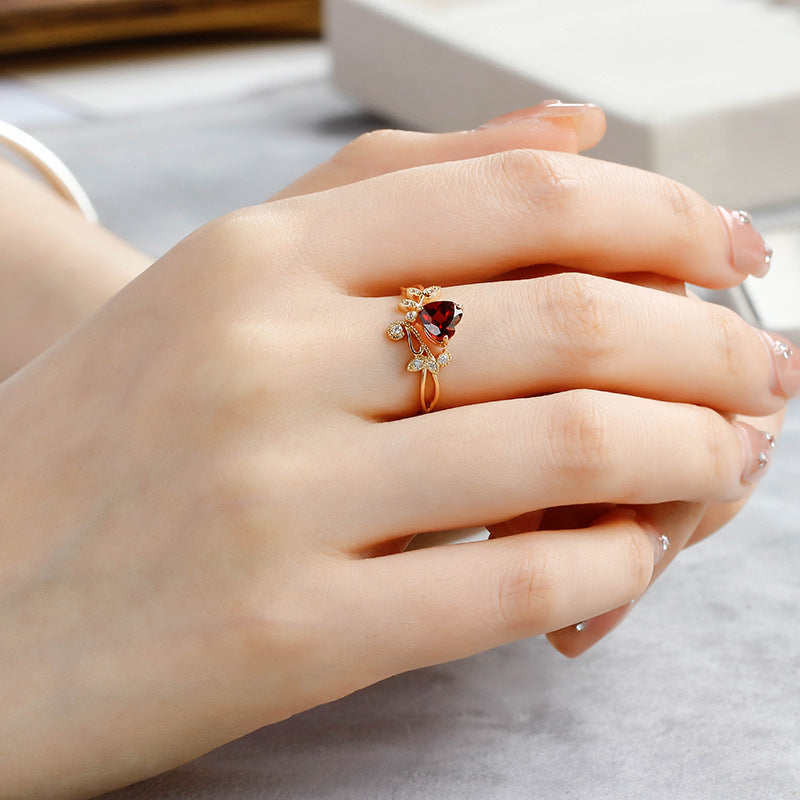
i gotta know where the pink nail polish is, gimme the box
[735,421,776,484]
[638,515,670,566]
[574,600,636,636]
[478,100,598,129]
[759,331,800,398]
[716,207,772,278]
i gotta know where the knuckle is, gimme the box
[487,148,578,217]
[660,176,705,251]
[201,205,304,280]
[494,543,559,631]
[698,407,733,486]
[619,525,655,597]
[539,272,623,364]
[548,390,615,482]
[330,128,408,173]
[708,305,749,379]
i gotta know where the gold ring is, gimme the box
[386,285,463,413]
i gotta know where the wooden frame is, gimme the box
[0,0,321,55]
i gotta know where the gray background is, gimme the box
[26,79,800,800]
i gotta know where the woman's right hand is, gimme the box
[0,147,794,799]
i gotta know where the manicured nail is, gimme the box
[574,600,636,636]
[759,331,800,398]
[715,207,772,278]
[478,100,600,130]
[735,421,776,484]
[638,513,670,566]
[546,600,637,657]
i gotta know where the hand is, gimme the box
[263,103,792,657]
[1,141,794,798]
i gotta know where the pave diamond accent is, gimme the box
[388,323,405,340]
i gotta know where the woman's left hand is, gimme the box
[269,101,788,657]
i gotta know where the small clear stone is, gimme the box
[758,452,769,469]
[423,285,441,297]
[575,622,587,632]
[408,358,425,372]
[388,323,404,340]
[405,311,418,322]
[659,534,670,552]
[733,210,752,225]
[765,432,776,449]
[765,245,773,266]
[775,341,792,360]
[438,352,450,366]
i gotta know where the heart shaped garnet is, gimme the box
[418,301,463,343]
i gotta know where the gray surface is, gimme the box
[28,80,800,800]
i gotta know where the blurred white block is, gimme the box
[744,223,800,338]
[9,40,329,117]
[327,0,800,208]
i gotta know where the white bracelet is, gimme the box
[0,120,98,223]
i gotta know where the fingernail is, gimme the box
[715,207,772,278]
[548,600,637,657]
[637,513,670,566]
[759,330,800,398]
[735,421,776,484]
[478,100,599,130]
[574,600,636,636]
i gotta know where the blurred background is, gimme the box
[1,3,799,799]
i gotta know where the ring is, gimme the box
[386,285,463,413]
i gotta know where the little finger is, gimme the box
[545,501,705,657]
[346,507,667,677]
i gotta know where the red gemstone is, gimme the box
[418,301,463,343]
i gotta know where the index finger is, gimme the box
[275,149,770,293]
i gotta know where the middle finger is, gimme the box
[343,273,798,419]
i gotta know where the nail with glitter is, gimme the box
[759,331,800,398]
[735,421,777,483]
[716,207,772,277]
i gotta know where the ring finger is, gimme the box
[338,391,776,547]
